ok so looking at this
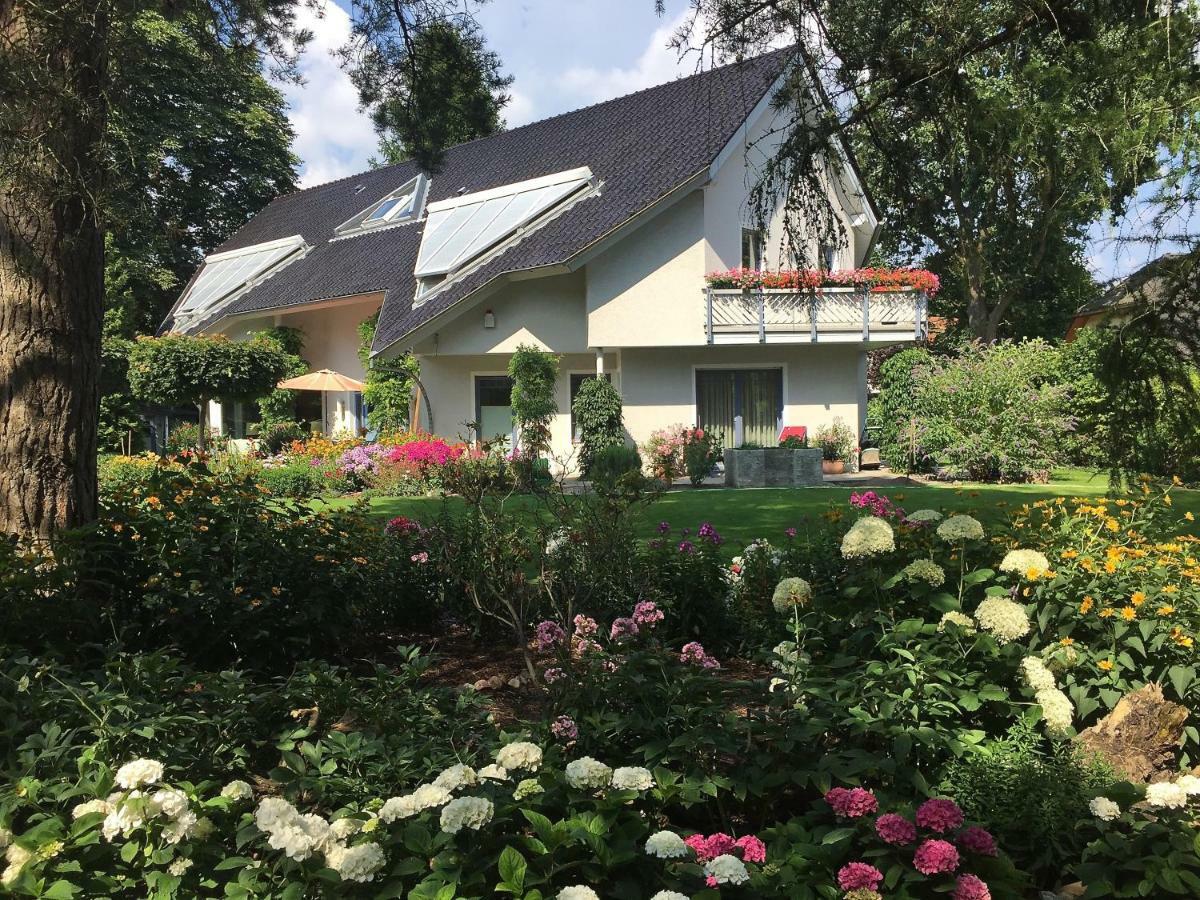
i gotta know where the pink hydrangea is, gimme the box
[914,839,960,875]
[956,826,997,857]
[535,620,566,651]
[734,834,766,863]
[573,615,598,637]
[916,798,965,833]
[837,862,884,892]
[875,812,917,845]
[684,833,736,863]
[550,715,577,741]
[610,617,639,641]
[632,601,664,628]
[953,874,991,900]
[825,786,879,818]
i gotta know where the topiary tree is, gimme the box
[572,377,624,475]
[875,346,936,472]
[127,334,291,452]
[508,345,558,486]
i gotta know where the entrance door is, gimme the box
[475,375,516,449]
[695,368,783,448]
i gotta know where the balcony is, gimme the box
[704,286,928,345]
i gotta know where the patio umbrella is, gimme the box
[277,368,365,392]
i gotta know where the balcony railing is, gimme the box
[705,286,928,344]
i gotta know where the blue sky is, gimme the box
[279,0,1166,282]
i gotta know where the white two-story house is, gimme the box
[162,48,928,464]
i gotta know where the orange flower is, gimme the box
[1099,608,1115,618]
[1098,659,1114,671]
[1130,591,1146,606]
[1120,607,1137,621]
[1060,549,1079,560]
[1059,637,1075,646]
[1157,605,1176,616]
[1079,596,1094,614]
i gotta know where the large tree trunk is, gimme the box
[0,0,108,540]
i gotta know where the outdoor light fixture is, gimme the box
[483,309,496,328]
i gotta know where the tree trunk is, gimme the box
[0,0,109,540]
[961,242,998,342]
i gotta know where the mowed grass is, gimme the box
[315,467,1200,551]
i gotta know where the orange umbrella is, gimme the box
[277,368,365,392]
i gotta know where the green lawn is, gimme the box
[317,467,1200,551]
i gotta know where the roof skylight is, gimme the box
[414,167,594,280]
[172,234,308,326]
[336,174,428,237]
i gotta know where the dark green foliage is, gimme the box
[357,314,417,432]
[586,445,643,487]
[875,347,935,472]
[255,326,309,426]
[940,719,1113,888]
[508,346,559,483]
[259,421,305,455]
[572,377,625,474]
[0,465,438,669]
[257,460,331,498]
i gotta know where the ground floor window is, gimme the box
[225,401,261,440]
[475,375,515,448]
[695,367,783,448]
[569,373,611,442]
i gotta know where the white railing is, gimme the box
[705,286,928,344]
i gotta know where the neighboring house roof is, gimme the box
[1067,251,1199,339]
[163,48,798,353]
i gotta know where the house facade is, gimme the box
[163,49,928,466]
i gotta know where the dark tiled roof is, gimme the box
[165,48,792,352]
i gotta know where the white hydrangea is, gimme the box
[649,893,689,900]
[901,559,945,587]
[161,811,198,845]
[379,795,419,823]
[905,508,943,524]
[975,596,1031,644]
[841,517,896,559]
[71,799,112,820]
[102,791,150,841]
[167,857,193,877]
[1035,687,1074,737]
[1089,797,1121,821]
[565,757,612,790]
[478,764,509,781]
[644,830,689,859]
[771,577,812,614]
[495,741,543,772]
[329,818,361,841]
[439,796,494,834]
[557,888,599,900]
[514,779,544,801]
[1176,774,1200,796]
[220,780,253,801]
[703,853,750,885]
[264,812,330,861]
[114,758,165,790]
[150,788,190,820]
[2,844,32,887]
[412,783,452,809]
[937,611,977,634]
[999,548,1051,576]
[937,514,985,543]
[1146,782,1189,809]
[325,842,387,882]
[433,764,478,792]
[611,766,654,791]
[1020,657,1058,692]
[254,798,298,832]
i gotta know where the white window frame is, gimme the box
[334,174,429,238]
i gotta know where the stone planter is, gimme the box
[724,448,824,487]
[821,459,846,475]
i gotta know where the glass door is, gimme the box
[475,375,516,449]
[695,368,783,448]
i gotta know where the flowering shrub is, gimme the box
[640,425,719,484]
[704,266,941,295]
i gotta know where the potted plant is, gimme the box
[814,418,854,474]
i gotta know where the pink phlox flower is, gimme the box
[916,798,965,833]
[875,812,917,845]
[632,601,664,627]
[535,620,566,651]
[609,617,639,641]
[837,862,884,892]
[550,715,577,741]
[572,614,598,637]
[914,839,960,875]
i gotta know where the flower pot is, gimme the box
[822,460,845,475]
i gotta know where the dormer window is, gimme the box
[335,174,428,237]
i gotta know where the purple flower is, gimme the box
[551,715,578,741]
[543,667,565,684]
[957,826,997,857]
[785,527,797,538]
[535,620,566,651]
[914,839,960,875]
[632,600,664,627]
[697,522,722,544]
[572,615,598,637]
[680,641,720,669]
[609,617,639,641]
[837,862,883,892]
[678,540,695,554]
[657,521,671,535]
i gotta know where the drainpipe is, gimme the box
[595,348,605,377]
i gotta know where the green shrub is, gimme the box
[508,345,559,472]
[258,459,324,497]
[98,453,182,495]
[813,417,855,462]
[164,421,219,454]
[572,377,624,474]
[876,346,936,471]
[586,444,641,486]
[259,421,305,455]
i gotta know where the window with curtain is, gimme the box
[695,368,783,448]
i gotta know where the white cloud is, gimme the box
[280,3,378,187]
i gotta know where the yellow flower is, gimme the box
[1060,637,1074,646]
[145,496,161,507]
[1157,605,1176,616]
[1099,608,1115,618]
[1173,475,1184,486]
[1163,584,1179,594]
[352,556,368,565]
[1060,549,1079,560]
[1098,659,1114,671]
[271,587,282,596]
[1164,494,1173,506]
[1120,606,1137,621]
[1079,596,1094,614]
[233,586,244,595]
[1187,512,1195,522]
[1131,591,1146,606]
